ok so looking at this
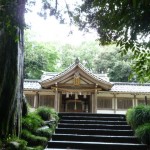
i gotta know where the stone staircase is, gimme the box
[45,113,147,150]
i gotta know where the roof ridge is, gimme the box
[113,82,150,86]
[41,62,77,83]
[78,63,112,85]
[24,79,40,82]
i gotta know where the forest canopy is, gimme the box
[72,0,150,82]
[24,32,134,82]
[25,0,150,82]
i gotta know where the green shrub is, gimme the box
[22,113,44,132]
[132,105,145,129]
[126,105,146,129]
[35,128,52,139]
[126,105,150,129]
[21,130,47,147]
[142,105,150,124]
[36,106,59,121]
[6,137,27,150]
[135,123,150,145]
[126,108,135,128]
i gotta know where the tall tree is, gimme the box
[73,0,150,82]
[0,0,26,138]
[59,41,101,71]
[94,45,133,82]
[24,33,59,79]
[108,61,132,82]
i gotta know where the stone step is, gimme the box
[59,112,125,118]
[55,128,134,136]
[45,149,70,150]
[61,116,125,121]
[52,134,140,144]
[58,123,131,130]
[59,119,128,125]
[46,113,147,150]
[47,141,147,150]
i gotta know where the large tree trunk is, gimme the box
[0,0,26,138]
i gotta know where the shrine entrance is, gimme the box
[62,94,90,112]
[40,59,113,113]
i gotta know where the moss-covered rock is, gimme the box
[22,113,44,132]
[36,106,59,121]
[21,129,47,147]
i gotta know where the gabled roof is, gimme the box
[24,79,41,90]
[40,60,113,90]
[110,82,150,93]
[24,80,150,94]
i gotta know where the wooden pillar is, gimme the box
[93,93,96,113]
[145,96,148,105]
[94,86,97,113]
[91,85,98,113]
[91,94,97,113]
[57,93,60,112]
[88,95,91,113]
[132,94,137,108]
[34,92,39,108]
[112,96,115,112]
[113,94,117,114]
[132,98,135,108]
[132,95,135,108]
[91,93,94,113]
[135,98,138,106]
[54,83,58,112]
[59,93,62,112]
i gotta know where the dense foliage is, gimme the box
[1,106,58,149]
[126,105,150,146]
[126,105,147,129]
[24,33,58,79]
[73,0,150,82]
[0,98,58,150]
[21,106,58,149]
[36,106,59,121]
[135,123,150,145]
[25,35,133,82]
[93,47,134,82]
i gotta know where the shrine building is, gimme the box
[24,59,150,114]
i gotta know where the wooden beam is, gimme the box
[51,87,101,93]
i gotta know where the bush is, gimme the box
[36,106,59,121]
[132,105,145,129]
[126,105,146,129]
[135,123,150,145]
[35,128,52,139]
[126,108,135,128]
[21,130,47,147]
[5,137,27,150]
[22,113,44,132]
[142,105,150,124]
[21,106,59,149]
